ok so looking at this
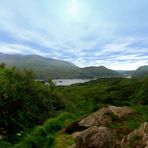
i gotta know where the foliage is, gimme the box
[57,77,148,112]
[0,65,148,147]
[13,112,76,148]
[0,140,12,148]
[0,66,65,142]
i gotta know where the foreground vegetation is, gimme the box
[0,65,147,147]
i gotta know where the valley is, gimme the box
[0,0,148,147]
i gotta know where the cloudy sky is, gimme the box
[0,0,148,70]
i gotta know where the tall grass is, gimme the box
[13,112,76,148]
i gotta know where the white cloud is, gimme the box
[0,0,148,70]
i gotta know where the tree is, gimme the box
[0,63,6,68]
[0,67,65,142]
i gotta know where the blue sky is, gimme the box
[0,0,148,70]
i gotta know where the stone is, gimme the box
[79,106,135,128]
[121,122,148,148]
[75,126,116,148]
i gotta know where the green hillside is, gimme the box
[0,53,120,79]
[82,66,119,78]
[0,53,82,79]
[0,65,147,148]
[132,65,148,77]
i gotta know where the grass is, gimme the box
[54,134,74,148]
[13,112,77,148]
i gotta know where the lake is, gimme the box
[52,79,92,86]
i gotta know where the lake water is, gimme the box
[52,79,92,86]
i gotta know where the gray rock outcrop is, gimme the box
[75,126,116,148]
[66,106,147,148]
[79,106,134,128]
[121,122,148,148]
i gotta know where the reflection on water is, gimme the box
[52,79,91,86]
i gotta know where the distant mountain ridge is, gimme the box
[82,66,119,78]
[132,65,148,77]
[0,53,120,80]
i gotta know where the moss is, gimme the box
[110,123,122,129]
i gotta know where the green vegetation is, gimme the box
[13,112,76,148]
[0,65,65,144]
[54,134,74,148]
[0,65,148,148]
[57,77,148,111]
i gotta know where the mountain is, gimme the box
[82,66,120,78]
[132,65,148,77]
[0,53,81,79]
[0,53,120,79]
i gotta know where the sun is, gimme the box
[68,0,79,16]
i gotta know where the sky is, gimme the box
[0,0,148,70]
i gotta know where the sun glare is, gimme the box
[69,0,79,16]
[72,0,76,3]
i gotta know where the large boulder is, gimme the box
[65,106,147,148]
[108,106,134,118]
[121,122,148,148]
[75,126,116,148]
[79,106,134,128]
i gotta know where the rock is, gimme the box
[72,132,81,139]
[121,122,148,148]
[79,107,113,127]
[65,106,147,148]
[75,126,116,148]
[69,144,76,148]
[108,105,134,118]
[79,106,134,128]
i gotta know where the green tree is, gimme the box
[0,67,65,142]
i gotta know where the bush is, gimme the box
[0,140,12,148]
[13,112,76,148]
[0,67,66,142]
